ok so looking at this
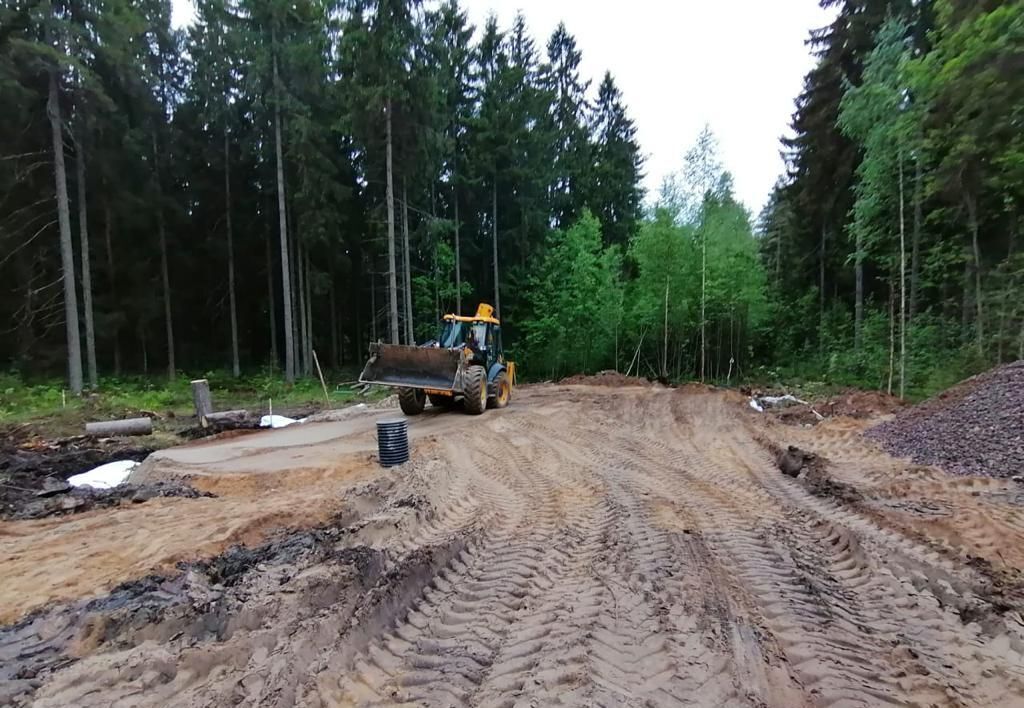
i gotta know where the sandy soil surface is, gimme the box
[3,384,1024,706]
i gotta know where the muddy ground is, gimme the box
[3,384,1024,707]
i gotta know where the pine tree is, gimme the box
[541,23,591,229]
[588,72,643,248]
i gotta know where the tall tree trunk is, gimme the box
[996,224,1015,363]
[153,134,175,381]
[225,127,240,377]
[385,96,399,344]
[290,216,301,374]
[819,220,827,357]
[47,67,83,394]
[854,228,863,350]
[774,225,781,287]
[305,249,313,375]
[330,267,339,368]
[887,283,894,395]
[273,36,295,383]
[961,251,972,344]
[140,321,148,375]
[454,181,461,315]
[370,266,377,342]
[492,178,500,315]
[909,154,922,320]
[662,277,669,379]
[965,191,984,353]
[296,238,307,377]
[104,200,120,375]
[898,151,906,399]
[266,227,278,371]
[402,178,413,343]
[700,224,707,382]
[76,141,97,388]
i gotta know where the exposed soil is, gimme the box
[0,434,156,517]
[558,369,651,386]
[868,360,1024,478]
[9,480,215,520]
[758,388,906,427]
[2,385,1024,706]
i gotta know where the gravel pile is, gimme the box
[867,361,1024,478]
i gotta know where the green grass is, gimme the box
[0,368,380,431]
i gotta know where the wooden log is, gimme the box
[85,417,153,437]
[191,378,213,419]
[200,409,253,428]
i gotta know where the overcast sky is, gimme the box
[171,0,834,215]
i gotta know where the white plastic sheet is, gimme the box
[68,460,139,489]
[259,414,306,428]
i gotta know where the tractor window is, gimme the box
[470,323,488,350]
[439,321,464,348]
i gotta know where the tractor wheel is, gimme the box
[488,370,511,409]
[398,387,426,416]
[463,366,488,415]
[428,393,455,409]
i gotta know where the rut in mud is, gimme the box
[7,385,1024,707]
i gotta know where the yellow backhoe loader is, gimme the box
[359,303,515,415]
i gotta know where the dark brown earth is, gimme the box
[868,360,1024,478]
[0,435,156,518]
[558,370,651,386]
[762,388,906,427]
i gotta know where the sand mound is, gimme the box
[867,360,1024,478]
[559,370,649,387]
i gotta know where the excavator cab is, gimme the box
[359,303,515,416]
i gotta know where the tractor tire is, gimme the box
[428,393,455,409]
[398,387,426,416]
[488,370,511,409]
[463,366,488,415]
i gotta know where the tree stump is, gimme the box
[191,378,213,419]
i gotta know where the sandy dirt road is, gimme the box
[5,384,1024,707]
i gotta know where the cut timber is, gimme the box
[85,417,153,437]
[200,409,253,429]
[191,379,213,419]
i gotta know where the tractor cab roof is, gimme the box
[443,303,500,325]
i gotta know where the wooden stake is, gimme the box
[312,349,331,408]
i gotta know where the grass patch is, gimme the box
[0,368,381,434]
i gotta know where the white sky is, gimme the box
[171,0,834,215]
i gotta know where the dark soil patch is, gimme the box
[0,436,155,518]
[758,437,864,505]
[9,481,215,520]
[755,389,905,427]
[867,361,1024,478]
[0,514,387,705]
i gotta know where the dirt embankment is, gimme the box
[868,360,1024,478]
[2,385,1024,707]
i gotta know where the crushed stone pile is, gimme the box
[867,360,1024,478]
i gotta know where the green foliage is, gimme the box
[412,239,470,342]
[520,210,623,378]
[0,369,365,424]
[839,16,918,275]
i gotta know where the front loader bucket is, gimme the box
[359,344,462,391]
